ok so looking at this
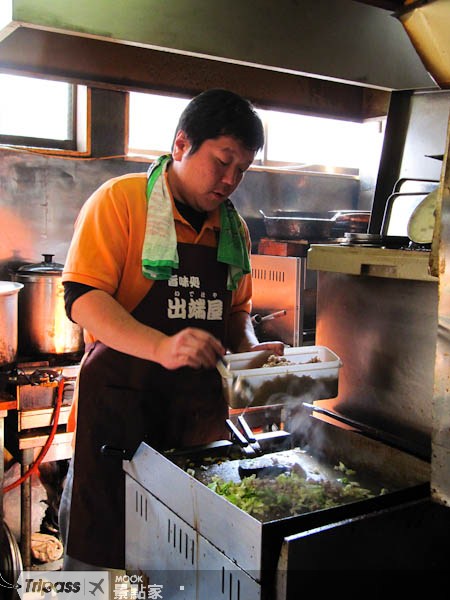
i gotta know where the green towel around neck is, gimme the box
[142,155,250,290]
[142,155,178,281]
[218,200,251,290]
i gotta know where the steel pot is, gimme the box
[0,281,23,366]
[12,254,84,357]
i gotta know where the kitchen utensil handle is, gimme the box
[225,419,249,447]
[237,416,263,455]
[260,309,287,322]
[393,177,439,193]
[237,415,256,443]
[302,403,369,431]
[302,403,427,459]
[100,444,127,458]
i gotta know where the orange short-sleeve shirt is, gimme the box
[63,171,253,344]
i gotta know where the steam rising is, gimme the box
[241,378,332,453]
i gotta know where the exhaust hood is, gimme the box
[396,0,450,89]
[0,0,436,91]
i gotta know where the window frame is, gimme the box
[0,78,78,152]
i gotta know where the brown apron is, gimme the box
[67,242,232,568]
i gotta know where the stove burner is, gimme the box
[339,232,430,251]
[340,232,383,245]
[16,368,61,386]
[0,358,80,414]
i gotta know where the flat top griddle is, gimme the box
[171,445,405,523]
[124,418,431,580]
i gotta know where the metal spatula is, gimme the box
[225,418,263,457]
[237,415,263,455]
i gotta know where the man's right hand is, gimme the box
[71,289,225,370]
[153,327,225,370]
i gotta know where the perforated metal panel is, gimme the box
[251,255,309,346]
[125,477,261,599]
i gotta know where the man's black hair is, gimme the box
[174,88,264,154]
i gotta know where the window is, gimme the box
[257,109,384,173]
[128,91,385,176]
[0,73,85,151]
[127,92,190,156]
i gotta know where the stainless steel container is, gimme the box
[260,210,334,240]
[0,281,23,365]
[13,254,84,357]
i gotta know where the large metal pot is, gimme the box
[0,281,23,366]
[12,254,84,357]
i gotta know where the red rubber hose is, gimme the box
[3,377,65,494]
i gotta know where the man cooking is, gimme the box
[58,88,284,571]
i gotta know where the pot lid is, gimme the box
[16,254,63,276]
[0,281,24,296]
